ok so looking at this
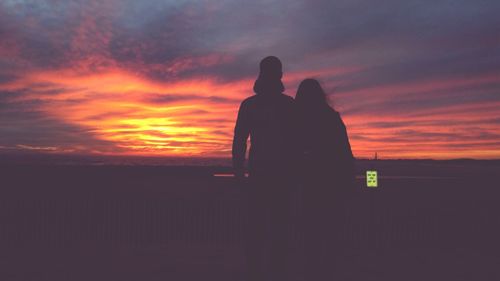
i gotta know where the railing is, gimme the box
[0,166,497,252]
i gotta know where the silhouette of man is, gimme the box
[232,56,296,281]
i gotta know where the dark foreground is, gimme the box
[0,160,499,280]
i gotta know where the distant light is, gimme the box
[366,170,378,187]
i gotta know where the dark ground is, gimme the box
[0,160,499,280]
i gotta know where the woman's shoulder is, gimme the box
[278,93,295,104]
[327,107,339,116]
[326,107,347,128]
[326,107,341,119]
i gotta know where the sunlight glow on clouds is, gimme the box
[2,68,251,155]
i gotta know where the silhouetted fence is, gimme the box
[0,167,498,253]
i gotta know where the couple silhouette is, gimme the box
[232,56,355,281]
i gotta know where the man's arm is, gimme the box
[232,101,250,178]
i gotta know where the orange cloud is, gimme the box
[2,67,252,156]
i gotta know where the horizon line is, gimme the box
[0,151,499,162]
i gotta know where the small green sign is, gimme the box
[366,170,378,187]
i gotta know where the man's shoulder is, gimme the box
[279,93,295,103]
[240,95,258,107]
[276,94,296,109]
[240,94,294,108]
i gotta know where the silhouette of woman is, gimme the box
[295,78,355,280]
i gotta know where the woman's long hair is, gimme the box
[295,78,330,109]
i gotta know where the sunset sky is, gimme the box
[0,0,499,159]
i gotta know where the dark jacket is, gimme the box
[232,93,297,178]
[298,105,355,188]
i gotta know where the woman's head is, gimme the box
[253,56,285,95]
[296,78,329,108]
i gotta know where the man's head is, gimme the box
[258,56,282,80]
